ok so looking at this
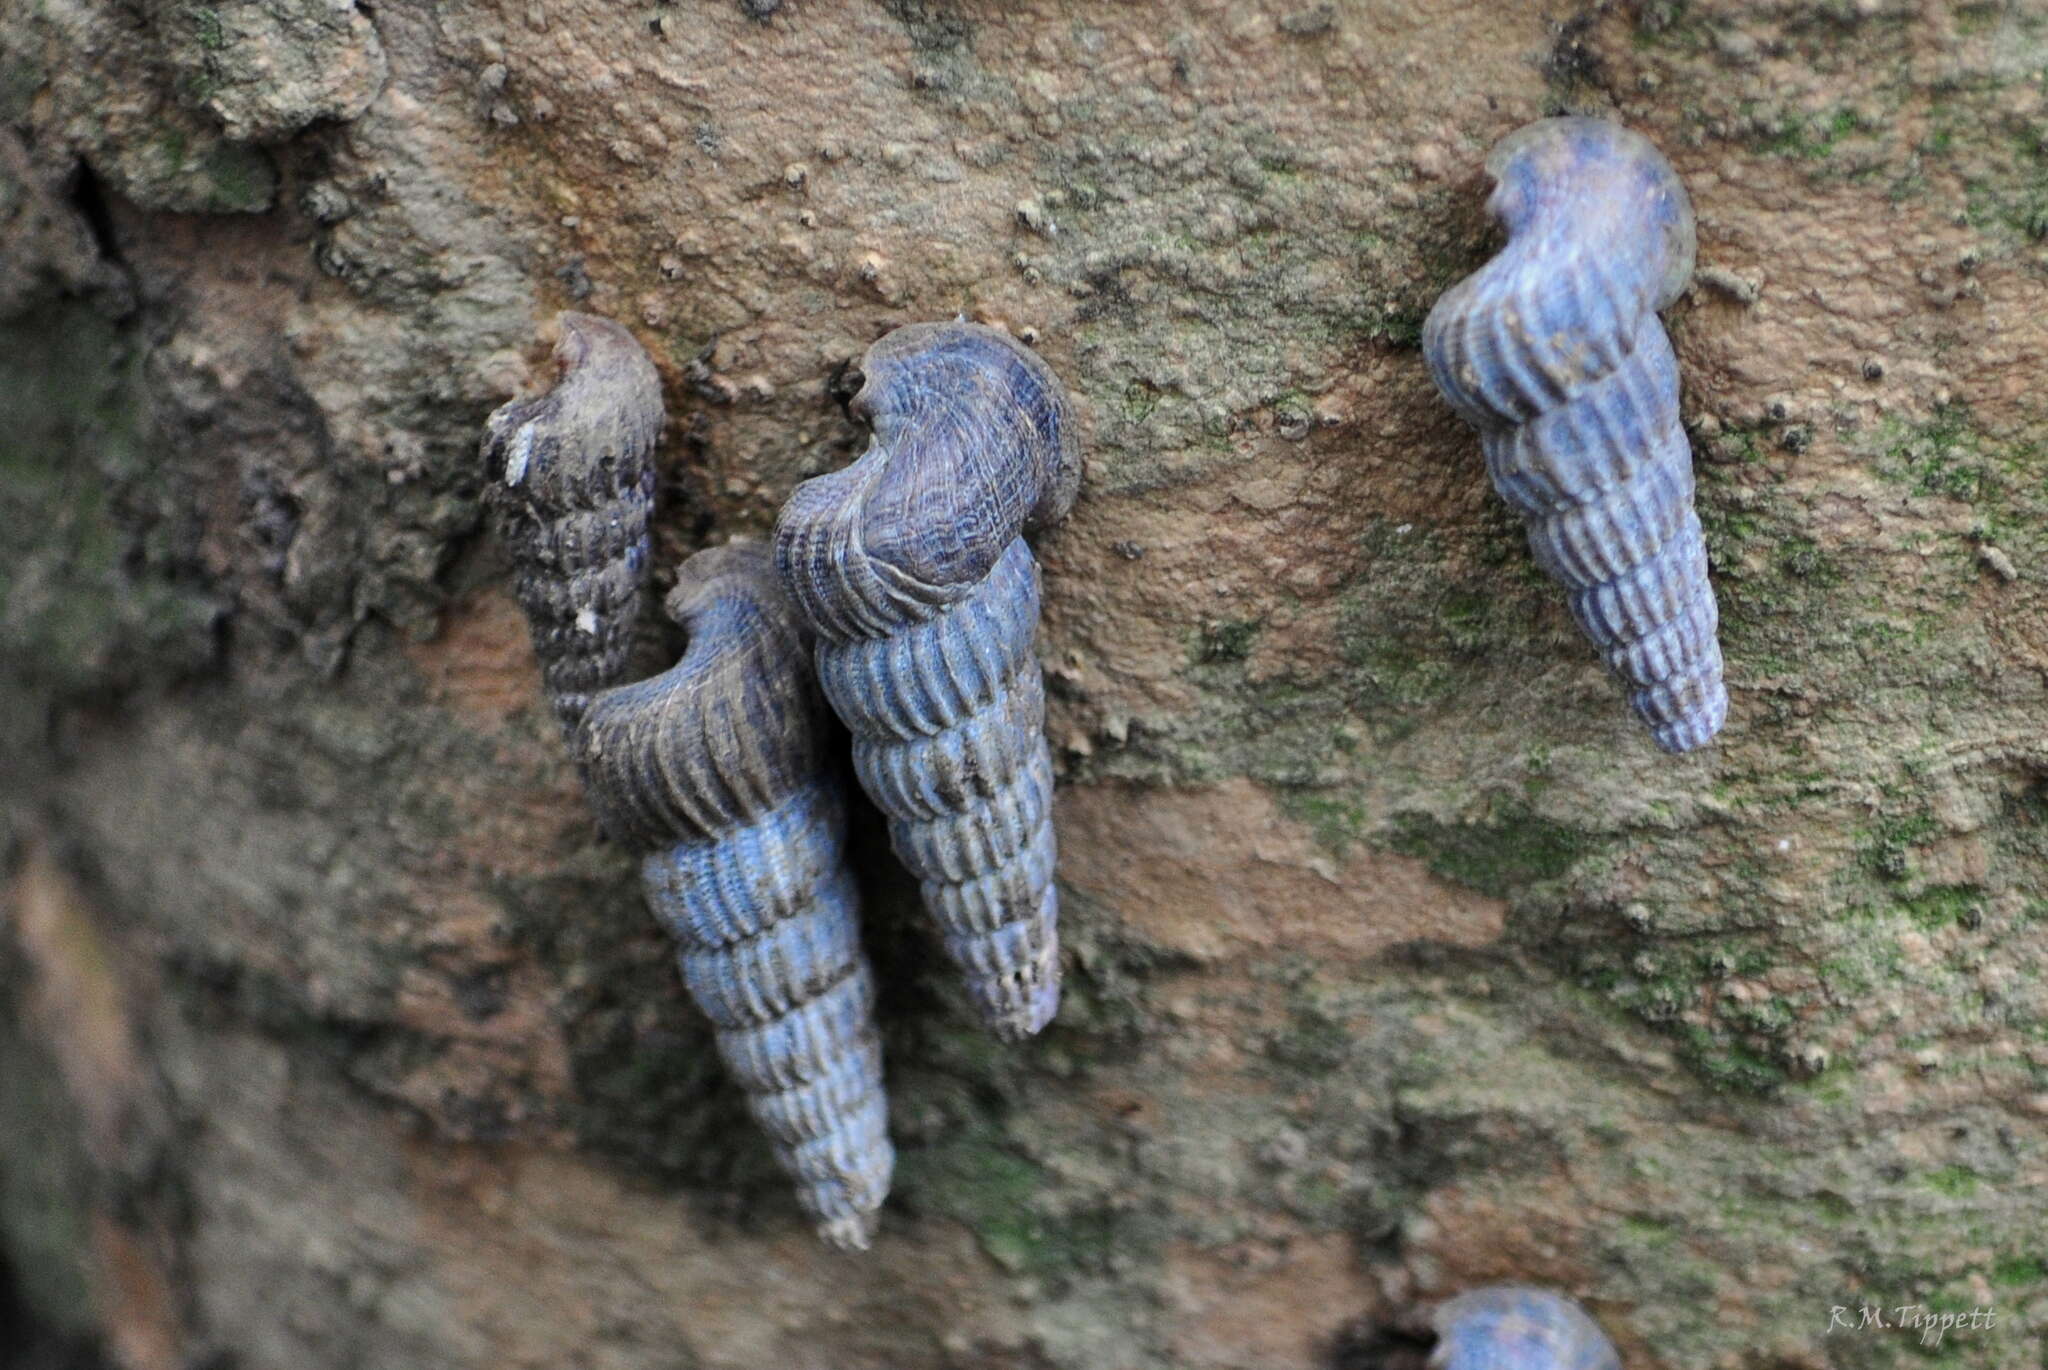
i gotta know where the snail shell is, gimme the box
[772,321,1079,1041]
[1421,117,1727,754]
[1430,1287,1622,1370]
[577,543,894,1250]
[481,312,663,733]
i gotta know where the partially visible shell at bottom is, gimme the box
[1430,1287,1621,1370]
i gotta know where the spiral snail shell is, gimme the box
[1430,1287,1622,1370]
[483,316,890,1248]
[575,543,894,1250]
[772,321,1080,1042]
[481,311,663,733]
[1421,117,1727,753]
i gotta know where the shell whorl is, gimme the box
[577,543,894,1250]
[578,545,824,849]
[1429,1287,1622,1370]
[482,312,664,733]
[774,321,1079,644]
[772,321,1077,1041]
[1421,118,1726,754]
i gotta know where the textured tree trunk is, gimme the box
[5,1,2048,1367]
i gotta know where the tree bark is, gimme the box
[5,2,2047,1367]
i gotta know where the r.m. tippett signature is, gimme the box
[1827,1303,1996,1348]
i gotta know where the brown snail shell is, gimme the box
[481,311,662,733]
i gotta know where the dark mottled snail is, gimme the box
[576,544,893,1250]
[481,311,663,733]
[1431,1287,1621,1370]
[484,316,890,1248]
[1421,117,1727,753]
[773,321,1080,1041]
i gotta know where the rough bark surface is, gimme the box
[5,2,2048,1367]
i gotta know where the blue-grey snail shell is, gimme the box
[1430,1287,1622,1370]
[1421,117,1727,753]
[481,311,663,733]
[772,321,1080,1042]
[576,543,894,1250]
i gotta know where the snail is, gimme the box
[481,311,663,734]
[773,321,1080,1041]
[1421,117,1727,754]
[484,316,890,1248]
[575,544,893,1250]
[1431,1287,1622,1370]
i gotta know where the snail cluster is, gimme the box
[485,315,1074,1246]
[484,117,1716,1307]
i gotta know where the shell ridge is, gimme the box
[812,540,1039,741]
[889,744,1052,884]
[655,787,844,947]
[776,459,913,642]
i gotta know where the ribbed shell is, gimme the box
[1430,1287,1622,1370]
[1421,117,1727,754]
[773,321,1080,1042]
[577,543,893,1250]
[481,312,663,733]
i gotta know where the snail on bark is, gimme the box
[1421,117,1727,754]
[773,321,1080,1041]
